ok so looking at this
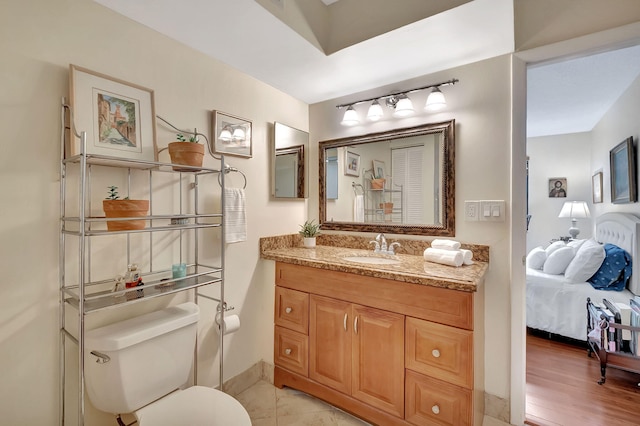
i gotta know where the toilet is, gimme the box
[84,302,251,425]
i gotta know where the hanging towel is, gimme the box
[460,249,474,265]
[353,194,364,222]
[224,188,247,243]
[431,239,461,250]
[423,248,464,267]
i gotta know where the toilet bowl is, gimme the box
[83,302,251,425]
[135,386,251,425]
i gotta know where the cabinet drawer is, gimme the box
[274,326,308,376]
[405,370,472,426]
[275,286,309,334]
[406,317,473,389]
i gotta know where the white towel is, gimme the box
[431,239,461,251]
[423,247,464,267]
[224,188,247,243]
[460,249,474,265]
[353,194,364,222]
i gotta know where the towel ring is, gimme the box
[218,166,247,189]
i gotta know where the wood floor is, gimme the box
[525,331,640,426]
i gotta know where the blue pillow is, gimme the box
[588,243,632,291]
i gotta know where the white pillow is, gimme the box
[564,239,606,283]
[543,246,576,275]
[545,240,566,256]
[567,239,587,251]
[526,247,547,270]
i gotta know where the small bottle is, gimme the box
[124,264,141,289]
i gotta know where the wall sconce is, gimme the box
[336,78,458,126]
[219,124,248,146]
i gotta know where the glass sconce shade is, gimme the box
[232,128,246,141]
[366,100,384,121]
[219,127,232,141]
[392,94,414,117]
[340,105,360,126]
[425,87,446,111]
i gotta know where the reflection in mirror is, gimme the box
[272,122,309,199]
[319,120,455,236]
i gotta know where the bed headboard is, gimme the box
[596,212,640,295]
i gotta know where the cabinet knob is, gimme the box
[432,405,440,415]
[285,307,292,314]
[432,349,441,358]
[284,348,292,355]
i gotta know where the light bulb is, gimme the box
[340,105,359,126]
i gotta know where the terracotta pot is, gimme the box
[168,142,205,171]
[379,202,394,214]
[103,199,150,231]
[371,178,385,190]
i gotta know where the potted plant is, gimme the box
[168,133,205,171]
[299,219,320,248]
[103,186,150,231]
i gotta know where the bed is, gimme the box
[526,212,640,341]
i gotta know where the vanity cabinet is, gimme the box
[309,295,405,417]
[273,262,484,426]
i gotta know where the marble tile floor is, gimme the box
[235,380,372,426]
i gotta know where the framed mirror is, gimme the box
[319,120,455,236]
[272,122,309,199]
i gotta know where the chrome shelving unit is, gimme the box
[59,104,227,425]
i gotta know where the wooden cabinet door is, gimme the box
[309,295,352,394]
[352,305,405,417]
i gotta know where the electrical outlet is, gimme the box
[464,201,479,221]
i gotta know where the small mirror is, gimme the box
[319,120,455,236]
[272,122,309,199]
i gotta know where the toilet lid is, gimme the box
[135,386,251,426]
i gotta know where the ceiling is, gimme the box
[94,0,640,137]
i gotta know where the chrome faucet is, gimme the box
[376,233,387,253]
[388,242,401,255]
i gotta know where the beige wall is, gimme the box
[515,0,640,51]
[0,0,308,424]
[310,54,514,403]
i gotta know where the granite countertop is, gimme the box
[260,235,488,292]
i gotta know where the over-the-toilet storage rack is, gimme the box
[59,101,231,426]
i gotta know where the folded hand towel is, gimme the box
[431,239,461,251]
[353,194,364,222]
[460,249,474,265]
[224,188,247,243]
[423,247,464,267]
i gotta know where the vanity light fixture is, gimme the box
[219,124,248,145]
[219,125,233,142]
[340,105,360,126]
[336,78,458,126]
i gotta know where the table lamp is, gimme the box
[558,201,591,239]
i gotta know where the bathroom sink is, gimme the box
[342,255,401,265]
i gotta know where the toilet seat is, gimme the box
[135,386,251,426]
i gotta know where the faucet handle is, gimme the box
[388,242,401,254]
[369,241,380,252]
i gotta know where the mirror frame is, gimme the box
[319,120,455,236]
[272,122,309,199]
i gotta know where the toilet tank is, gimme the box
[84,302,199,414]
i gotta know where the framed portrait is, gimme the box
[212,110,252,158]
[610,136,637,204]
[548,177,567,198]
[372,160,386,179]
[68,65,157,162]
[345,150,360,176]
[592,171,603,204]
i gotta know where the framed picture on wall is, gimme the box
[592,171,603,204]
[345,150,360,176]
[68,65,157,162]
[372,159,386,179]
[610,136,637,204]
[548,177,567,198]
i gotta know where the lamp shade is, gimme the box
[425,87,446,111]
[558,201,591,219]
[392,94,414,117]
[367,100,384,121]
[340,105,359,126]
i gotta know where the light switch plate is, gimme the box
[479,200,506,222]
